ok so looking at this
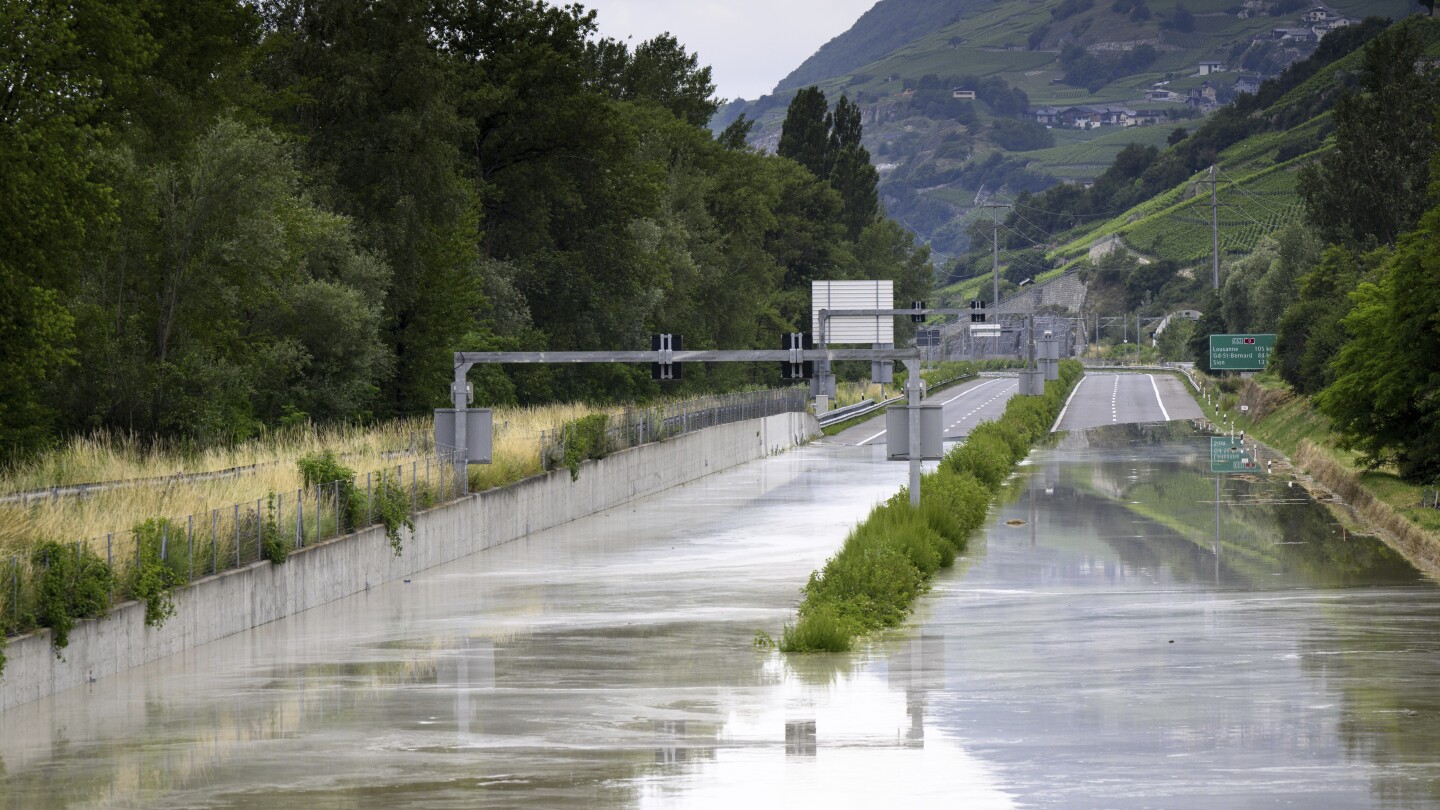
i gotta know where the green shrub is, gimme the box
[558,413,612,481]
[970,420,1029,460]
[922,469,991,535]
[260,493,288,564]
[780,604,854,652]
[31,541,114,656]
[297,451,365,533]
[127,518,189,627]
[944,430,1015,490]
[372,473,414,556]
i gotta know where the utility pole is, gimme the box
[977,203,1011,305]
[1210,164,1220,290]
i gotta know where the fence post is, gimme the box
[11,556,17,624]
[256,498,262,563]
[314,484,321,545]
[295,489,303,549]
[335,480,341,536]
[412,461,417,513]
[187,516,194,580]
[213,509,219,574]
[366,472,372,525]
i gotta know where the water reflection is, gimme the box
[4,426,1440,807]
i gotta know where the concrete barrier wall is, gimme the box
[0,412,818,712]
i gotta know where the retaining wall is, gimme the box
[0,412,818,712]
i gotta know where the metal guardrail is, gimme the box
[815,373,979,428]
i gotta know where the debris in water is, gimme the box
[1006,519,1026,526]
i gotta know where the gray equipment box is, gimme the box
[1019,369,1045,396]
[434,408,494,464]
[886,402,945,460]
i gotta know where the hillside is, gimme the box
[729,0,1413,262]
[934,13,1440,316]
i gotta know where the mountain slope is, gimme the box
[773,0,1001,93]
[738,0,1412,262]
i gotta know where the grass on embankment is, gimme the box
[1191,372,1440,569]
[779,361,1084,652]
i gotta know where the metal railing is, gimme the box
[540,388,807,471]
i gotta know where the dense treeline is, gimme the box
[0,0,930,458]
[1190,19,1440,483]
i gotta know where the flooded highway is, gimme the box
[3,421,1439,808]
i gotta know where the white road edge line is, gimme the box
[1051,374,1088,433]
[1148,374,1171,421]
[857,429,887,446]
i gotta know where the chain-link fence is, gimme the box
[538,388,807,471]
[2,447,463,640]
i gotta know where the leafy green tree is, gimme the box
[1317,204,1440,481]
[74,120,391,439]
[265,0,486,414]
[1299,21,1439,248]
[1273,245,1376,395]
[620,33,719,127]
[0,0,155,455]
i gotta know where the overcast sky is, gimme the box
[578,0,877,101]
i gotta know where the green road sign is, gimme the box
[1210,436,1256,473]
[1209,333,1275,370]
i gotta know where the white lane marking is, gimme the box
[936,377,1003,406]
[947,382,1017,429]
[1111,375,1120,422]
[1148,374,1171,421]
[1050,374,1088,432]
[859,377,1009,444]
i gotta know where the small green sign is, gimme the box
[1209,333,1275,370]
[1210,436,1256,473]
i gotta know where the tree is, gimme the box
[73,119,392,439]
[1317,204,1440,481]
[1298,21,1439,248]
[610,33,720,127]
[1273,245,1376,395]
[0,0,154,454]
[778,87,831,179]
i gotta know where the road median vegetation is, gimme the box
[779,360,1083,653]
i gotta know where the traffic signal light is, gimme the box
[911,300,927,323]
[970,299,986,323]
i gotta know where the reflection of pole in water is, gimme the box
[1214,475,1221,584]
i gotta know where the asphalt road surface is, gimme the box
[1052,371,1203,431]
[825,375,1020,447]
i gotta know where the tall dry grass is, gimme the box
[0,404,615,560]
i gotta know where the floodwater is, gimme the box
[3,422,1440,808]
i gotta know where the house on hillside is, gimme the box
[1032,106,1063,126]
[1198,60,1224,75]
[1146,89,1181,103]
[1273,27,1318,43]
[1058,107,1101,128]
[1301,6,1337,23]
[1187,82,1219,108]
[1131,109,1166,126]
[1235,75,1262,95]
[1095,106,1136,126]
[952,88,977,100]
